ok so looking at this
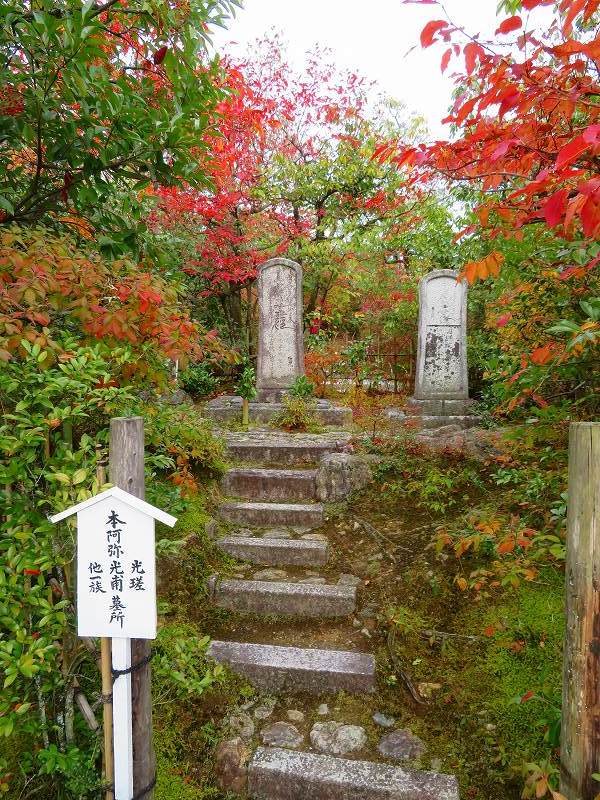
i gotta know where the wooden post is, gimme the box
[560,422,600,800]
[109,417,155,800]
[242,398,249,428]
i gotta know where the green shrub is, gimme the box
[180,363,218,398]
[288,375,315,399]
[273,395,321,432]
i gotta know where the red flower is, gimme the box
[24,569,41,576]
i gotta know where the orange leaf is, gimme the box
[441,48,452,73]
[456,576,468,591]
[531,344,554,365]
[496,15,522,34]
[421,20,448,48]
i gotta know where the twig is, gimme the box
[387,629,428,706]
[355,517,409,559]
[421,629,483,642]
[75,687,100,733]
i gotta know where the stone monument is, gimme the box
[256,258,305,402]
[204,257,352,428]
[407,269,478,426]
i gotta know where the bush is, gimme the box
[288,375,315,399]
[273,395,321,432]
[179,363,219,398]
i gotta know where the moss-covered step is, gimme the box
[208,640,374,693]
[222,468,318,502]
[217,535,329,567]
[224,430,352,466]
[209,577,356,618]
[248,747,459,800]
[219,501,324,528]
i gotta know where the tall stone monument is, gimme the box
[256,257,305,402]
[204,256,352,426]
[408,269,475,421]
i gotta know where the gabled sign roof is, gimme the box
[49,486,177,527]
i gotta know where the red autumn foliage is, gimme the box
[396,0,600,274]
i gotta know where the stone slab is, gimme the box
[220,501,324,528]
[218,536,329,567]
[256,258,305,395]
[248,747,460,800]
[209,641,374,693]
[225,430,352,466]
[413,270,468,403]
[413,415,481,431]
[406,397,474,417]
[212,578,356,617]
[206,397,352,428]
[222,468,317,502]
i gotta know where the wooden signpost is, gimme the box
[560,422,600,800]
[50,418,176,800]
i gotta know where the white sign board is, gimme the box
[78,496,156,639]
[51,487,176,640]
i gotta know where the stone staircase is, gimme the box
[208,426,460,799]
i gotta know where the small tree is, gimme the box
[237,364,257,427]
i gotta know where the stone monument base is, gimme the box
[205,395,352,428]
[405,397,481,430]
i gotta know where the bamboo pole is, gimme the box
[560,422,600,800]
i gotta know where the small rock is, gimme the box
[261,722,304,749]
[253,568,288,581]
[204,519,217,539]
[254,698,276,720]
[378,729,427,761]
[298,577,327,585]
[214,737,250,794]
[385,408,406,421]
[301,533,328,541]
[373,712,396,728]
[310,721,368,756]
[352,618,362,628]
[337,574,361,587]
[261,529,292,539]
[287,710,305,723]
[353,521,361,531]
[226,712,254,740]
[317,703,329,716]
[417,682,442,699]
[358,607,376,620]
[228,527,252,538]
[484,723,497,732]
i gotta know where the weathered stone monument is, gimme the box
[256,258,305,402]
[205,257,352,427]
[407,269,478,427]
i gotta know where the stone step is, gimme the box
[218,536,328,566]
[249,747,460,800]
[220,501,324,528]
[222,468,317,502]
[211,578,356,617]
[209,641,374,693]
[206,396,352,428]
[225,431,352,466]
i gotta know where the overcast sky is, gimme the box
[210,0,505,140]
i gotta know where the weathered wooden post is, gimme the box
[561,422,600,800]
[109,417,155,800]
